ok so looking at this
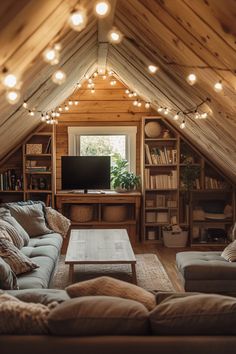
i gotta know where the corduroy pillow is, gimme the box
[221,241,236,262]
[66,276,156,310]
[0,207,30,246]
[45,207,71,238]
[0,238,39,275]
[48,296,149,336]
[0,293,50,334]
[0,220,24,249]
[150,293,236,335]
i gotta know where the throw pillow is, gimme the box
[221,241,236,262]
[45,207,71,238]
[0,219,24,249]
[0,226,13,243]
[7,289,70,305]
[150,293,236,335]
[0,293,50,334]
[0,207,30,246]
[48,295,149,336]
[6,203,52,237]
[66,276,156,311]
[0,238,39,275]
[0,257,18,290]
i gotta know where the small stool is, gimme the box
[176,251,236,295]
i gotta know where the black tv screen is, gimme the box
[61,156,110,191]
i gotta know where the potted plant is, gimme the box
[111,158,141,192]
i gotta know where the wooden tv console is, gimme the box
[56,191,141,244]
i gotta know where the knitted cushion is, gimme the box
[0,220,24,249]
[221,241,236,262]
[45,207,70,238]
[0,238,39,275]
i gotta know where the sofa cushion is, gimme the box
[21,244,59,263]
[28,233,63,251]
[0,219,24,249]
[6,203,52,237]
[45,207,71,238]
[0,257,18,290]
[221,241,236,262]
[66,276,156,311]
[176,251,236,280]
[17,256,55,289]
[150,293,236,335]
[7,289,70,305]
[0,293,50,334]
[0,238,39,275]
[0,207,30,246]
[48,296,149,336]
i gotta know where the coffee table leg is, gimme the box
[69,264,74,283]
[131,263,137,284]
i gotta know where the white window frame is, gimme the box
[68,126,137,172]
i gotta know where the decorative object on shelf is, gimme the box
[181,162,200,191]
[162,129,171,139]
[162,224,188,248]
[144,121,162,138]
[111,158,140,192]
[26,144,42,155]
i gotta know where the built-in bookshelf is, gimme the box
[142,116,235,245]
[0,127,55,207]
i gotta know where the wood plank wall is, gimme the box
[55,76,154,190]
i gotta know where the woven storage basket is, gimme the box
[102,205,128,222]
[163,231,188,248]
[70,205,94,223]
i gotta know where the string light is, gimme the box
[186,73,197,85]
[74,100,79,105]
[173,113,180,120]
[51,70,66,85]
[42,45,60,65]
[22,101,28,108]
[148,65,158,74]
[68,100,73,105]
[180,120,186,129]
[108,70,114,76]
[200,112,208,119]
[64,105,69,111]
[133,100,138,106]
[110,80,116,86]
[58,106,63,112]
[145,102,150,109]
[214,80,223,92]
[91,88,95,93]
[95,1,110,17]
[137,102,142,107]
[28,110,35,116]
[164,108,169,115]
[68,9,87,31]
[102,75,107,80]
[157,107,163,112]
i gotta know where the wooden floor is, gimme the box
[62,237,223,292]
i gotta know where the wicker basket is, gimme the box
[70,205,94,223]
[163,230,188,248]
[102,205,128,222]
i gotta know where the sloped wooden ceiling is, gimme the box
[0,0,236,181]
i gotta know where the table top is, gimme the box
[65,229,136,265]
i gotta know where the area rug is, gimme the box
[52,254,175,291]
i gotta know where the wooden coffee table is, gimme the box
[65,229,137,284]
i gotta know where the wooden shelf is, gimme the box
[0,190,23,193]
[145,164,177,167]
[145,138,177,142]
[25,190,52,193]
[25,171,51,175]
[25,154,52,157]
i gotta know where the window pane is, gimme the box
[80,135,126,165]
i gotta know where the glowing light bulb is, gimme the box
[95,1,110,17]
[133,100,138,106]
[2,74,17,88]
[194,112,200,119]
[108,70,114,76]
[157,107,163,112]
[93,72,98,77]
[68,100,73,105]
[28,110,35,116]
[58,107,63,112]
[102,75,107,80]
[110,80,116,86]
[137,102,142,107]
[214,80,223,92]
[108,28,123,43]
[186,73,197,85]
[128,93,133,97]
[173,113,179,120]
[64,105,69,111]
[164,108,169,115]
[133,92,137,97]
[148,65,158,74]
[180,121,186,129]
[5,90,20,104]
[145,102,150,109]
[52,70,66,85]
[22,101,28,109]
[200,112,208,119]
[41,114,46,122]
[76,83,81,88]
[125,89,130,94]
[91,89,95,93]
[74,101,79,105]
[68,9,87,31]
[43,48,57,64]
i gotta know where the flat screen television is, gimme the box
[61,156,110,192]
